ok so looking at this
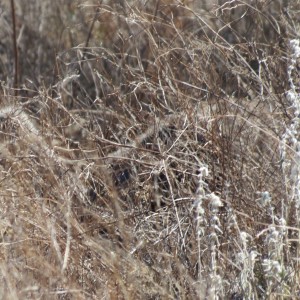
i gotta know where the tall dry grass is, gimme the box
[0,0,299,299]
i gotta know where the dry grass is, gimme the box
[0,0,300,299]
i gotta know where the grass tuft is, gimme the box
[0,0,299,298]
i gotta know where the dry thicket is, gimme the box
[0,0,300,299]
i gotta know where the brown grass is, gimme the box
[0,0,300,299]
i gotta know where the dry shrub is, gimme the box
[0,0,300,299]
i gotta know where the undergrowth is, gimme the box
[0,0,299,299]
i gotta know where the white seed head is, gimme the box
[209,193,223,209]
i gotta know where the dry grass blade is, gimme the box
[0,0,299,299]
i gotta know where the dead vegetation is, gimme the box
[0,0,300,299]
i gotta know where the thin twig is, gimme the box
[85,6,101,48]
[10,0,19,97]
